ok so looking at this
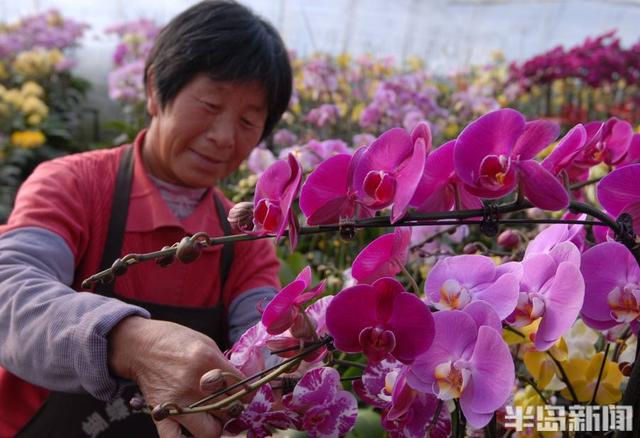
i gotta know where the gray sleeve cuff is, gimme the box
[228,286,276,344]
[0,227,150,401]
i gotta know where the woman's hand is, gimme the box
[108,316,242,438]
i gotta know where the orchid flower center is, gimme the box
[436,279,472,310]
[379,370,399,402]
[479,154,512,189]
[509,292,545,327]
[433,359,470,400]
[608,283,640,323]
[359,325,396,363]
[254,198,282,232]
[363,170,396,208]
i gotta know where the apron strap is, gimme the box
[96,145,133,295]
[213,194,234,299]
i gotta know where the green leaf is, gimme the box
[347,408,384,438]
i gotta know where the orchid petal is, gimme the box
[518,159,569,210]
[513,119,560,160]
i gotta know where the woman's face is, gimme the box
[143,74,267,188]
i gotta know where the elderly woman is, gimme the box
[0,1,292,437]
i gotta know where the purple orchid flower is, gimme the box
[326,277,434,363]
[224,385,299,438]
[580,242,640,330]
[410,140,482,212]
[597,163,640,239]
[454,108,569,210]
[506,242,585,351]
[351,228,411,284]
[406,301,514,429]
[253,153,302,248]
[572,118,634,168]
[424,255,521,320]
[617,133,640,167]
[247,143,276,176]
[299,151,375,225]
[524,221,585,264]
[228,322,271,376]
[353,357,451,438]
[541,123,587,175]
[353,122,431,223]
[283,367,358,438]
[262,266,326,336]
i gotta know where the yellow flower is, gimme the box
[2,89,24,108]
[21,96,49,118]
[405,56,424,71]
[443,123,460,139]
[512,387,561,438]
[523,338,568,389]
[27,113,43,126]
[336,53,351,69]
[560,351,623,404]
[21,81,44,98]
[10,130,46,149]
[0,62,8,80]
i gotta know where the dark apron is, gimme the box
[17,146,234,437]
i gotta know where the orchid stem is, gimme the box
[399,263,420,295]
[590,343,610,405]
[547,350,579,403]
[427,400,444,436]
[516,374,549,405]
[331,359,366,369]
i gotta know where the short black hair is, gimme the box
[144,0,292,140]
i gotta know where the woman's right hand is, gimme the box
[108,316,243,438]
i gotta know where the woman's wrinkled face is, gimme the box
[143,74,267,188]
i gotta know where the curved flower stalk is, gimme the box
[410,140,482,212]
[253,153,302,248]
[299,151,374,226]
[353,122,431,223]
[283,367,358,438]
[261,266,326,337]
[454,108,569,210]
[351,228,411,284]
[507,241,585,351]
[326,277,434,363]
[581,241,640,330]
[407,301,514,429]
[424,254,521,319]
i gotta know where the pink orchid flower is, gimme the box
[353,357,451,438]
[407,301,514,429]
[326,277,434,363]
[253,153,302,248]
[506,242,585,351]
[261,266,326,336]
[572,118,634,168]
[299,150,374,226]
[351,228,411,284]
[541,123,587,176]
[581,242,640,330]
[353,122,432,223]
[224,385,299,438]
[454,108,569,210]
[424,254,522,320]
[410,140,482,212]
[597,163,640,240]
[283,367,358,438]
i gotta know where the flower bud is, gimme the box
[497,229,520,250]
[463,243,479,254]
[176,237,201,264]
